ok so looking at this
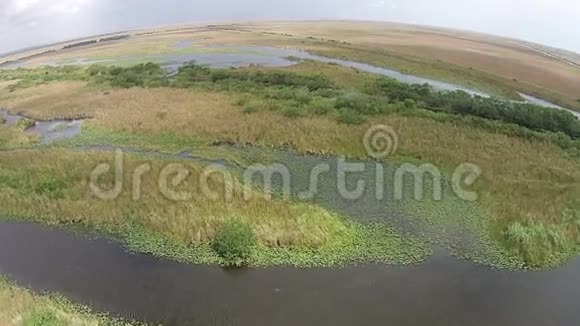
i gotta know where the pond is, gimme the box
[0,109,83,144]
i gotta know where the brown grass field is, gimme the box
[2,20,580,111]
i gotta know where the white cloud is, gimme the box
[1,0,580,54]
[369,0,386,7]
[1,0,90,23]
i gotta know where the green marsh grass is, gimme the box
[0,148,429,267]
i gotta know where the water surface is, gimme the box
[0,109,83,144]
[0,221,578,326]
[0,109,22,126]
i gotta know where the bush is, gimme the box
[173,64,334,91]
[335,93,385,115]
[337,108,366,125]
[88,62,166,88]
[212,219,257,266]
[310,97,335,115]
[368,77,580,139]
[294,87,313,105]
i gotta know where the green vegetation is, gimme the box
[306,45,524,101]
[23,308,65,326]
[213,219,257,266]
[3,62,579,146]
[16,117,36,130]
[0,66,85,91]
[85,62,580,143]
[0,149,429,268]
[0,61,578,269]
[306,43,580,111]
[0,277,136,326]
[502,210,580,268]
[87,63,167,88]
[117,217,429,268]
[367,78,580,139]
[1,27,579,323]
[0,120,38,149]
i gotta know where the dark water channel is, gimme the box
[0,221,578,326]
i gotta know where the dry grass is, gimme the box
[245,21,580,104]
[0,81,92,119]
[11,20,579,110]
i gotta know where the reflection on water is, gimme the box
[29,119,83,144]
[0,221,578,326]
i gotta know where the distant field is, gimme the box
[2,20,580,111]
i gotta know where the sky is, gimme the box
[1,0,579,54]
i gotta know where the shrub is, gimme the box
[212,219,257,266]
[173,64,334,91]
[368,77,580,139]
[337,108,366,125]
[88,62,166,88]
[310,97,335,115]
[294,87,313,105]
[335,93,385,115]
[265,87,298,100]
